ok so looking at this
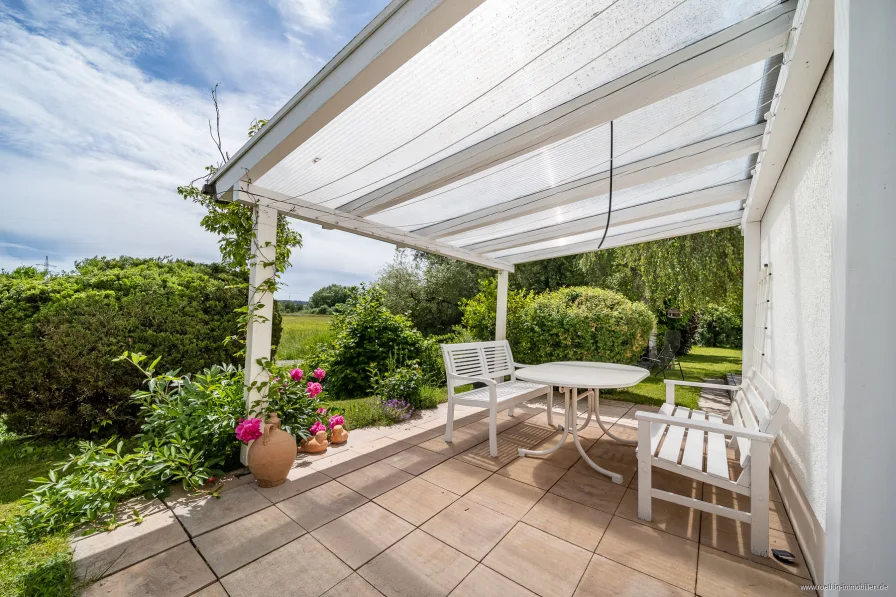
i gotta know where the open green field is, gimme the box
[276,314,333,361]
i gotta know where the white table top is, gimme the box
[514,361,649,389]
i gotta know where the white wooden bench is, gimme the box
[442,340,550,457]
[634,369,788,556]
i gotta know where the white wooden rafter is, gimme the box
[342,2,795,217]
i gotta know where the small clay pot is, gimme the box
[300,430,329,454]
[247,414,297,488]
[330,424,349,445]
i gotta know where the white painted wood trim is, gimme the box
[636,411,774,442]
[652,488,753,523]
[495,270,508,341]
[741,222,760,372]
[651,456,751,496]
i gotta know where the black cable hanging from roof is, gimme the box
[596,120,614,250]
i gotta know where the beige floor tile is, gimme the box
[449,565,537,597]
[359,529,477,597]
[573,554,691,597]
[569,457,636,486]
[194,507,304,576]
[374,478,460,526]
[699,513,811,579]
[277,480,367,531]
[420,459,492,495]
[253,466,330,503]
[498,422,558,448]
[453,438,526,472]
[321,573,385,597]
[483,523,592,597]
[631,468,702,497]
[549,470,626,515]
[586,439,638,468]
[594,404,631,426]
[381,445,450,475]
[419,423,490,456]
[310,450,376,478]
[524,441,583,469]
[465,475,545,520]
[169,484,271,537]
[696,545,809,597]
[388,425,445,444]
[615,488,700,542]
[351,437,413,460]
[702,484,793,533]
[81,543,215,597]
[313,502,414,569]
[596,516,698,592]
[600,399,636,409]
[191,583,228,597]
[421,498,516,561]
[222,535,352,597]
[74,510,188,579]
[339,461,414,499]
[521,493,611,552]
[497,457,567,490]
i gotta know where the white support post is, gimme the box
[825,1,896,591]
[749,441,770,557]
[741,221,760,374]
[637,422,653,521]
[241,203,278,465]
[495,270,509,341]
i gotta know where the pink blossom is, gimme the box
[307,382,323,398]
[235,418,263,444]
[317,407,328,415]
[289,368,303,382]
[328,415,345,429]
[309,421,327,435]
[313,368,326,380]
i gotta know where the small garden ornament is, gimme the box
[329,415,348,445]
[300,421,329,454]
[238,414,296,488]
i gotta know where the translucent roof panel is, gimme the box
[440,156,753,247]
[256,0,779,207]
[368,60,767,231]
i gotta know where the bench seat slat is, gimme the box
[705,413,730,479]
[657,407,690,464]
[681,410,707,471]
[649,403,675,455]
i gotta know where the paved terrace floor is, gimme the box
[74,398,814,597]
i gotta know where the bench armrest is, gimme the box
[447,374,497,387]
[634,411,774,443]
[664,379,740,391]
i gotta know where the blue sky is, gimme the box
[0,0,399,300]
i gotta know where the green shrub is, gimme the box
[372,362,423,406]
[696,304,743,348]
[462,283,655,365]
[0,258,281,438]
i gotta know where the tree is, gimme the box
[308,284,356,309]
[510,255,587,293]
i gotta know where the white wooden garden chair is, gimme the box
[634,368,788,556]
[441,340,550,457]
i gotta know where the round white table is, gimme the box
[514,361,649,484]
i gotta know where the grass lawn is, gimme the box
[0,428,77,597]
[276,314,333,361]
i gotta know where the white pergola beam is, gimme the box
[343,2,795,217]
[234,183,513,272]
[502,211,742,264]
[461,180,749,253]
[743,0,834,223]
[210,0,485,194]
[418,124,764,239]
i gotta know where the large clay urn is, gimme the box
[247,414,296,488]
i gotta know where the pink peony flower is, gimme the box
[309,421,327,435]
[235,418,263,444]
[289,368,303,382]
[313,367,326,380]
[317,407,328,415]
[307,382,323,398]
[328,415,345,429]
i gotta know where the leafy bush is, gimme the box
[462,282,655,365]
[696,304,743,348]
[372,362,422,404]
[308,284,356,309]
[0,258,282,438]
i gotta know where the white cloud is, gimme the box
[273,0,339,34]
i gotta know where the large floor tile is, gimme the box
[312,502,414,569]
[521,493,611,551]
[381,445,449,475]
[569,457,636,486]
[586,439,638,468]
[310,450,376,478]
[615,488,700,542]
[449,565,537,597]
[483,523,592,597]
[573,554,691,597]
[253,466,330,503]
[420,459,492,495]
[596,516,698,592]
[221,535,352,597]
[74,510,188,579]
[277,480,367,531]
[359,530,477,597]
[169,484,271,537]
[350,437,413,460]
[339,461,414,498]
[193,506,304,576]
[191,583,228,597]
[374,477,459,526]
[418,423,490,456]
[453,438,527,472]
[699,513,811,579]
[421,498,516,561]
[523,440,583,469]
[81,543,215,597]
[549,470,626,515]
[497,457,567,490]
[497,422,557,448]
[464,474,544,520]
[702,483,794,533]
[387,425,445,444]
[321,573,385,597]
[630,468,703,497]
[696,546,810,597]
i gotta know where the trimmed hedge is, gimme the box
[0,257,281,438]
[462,282,655,365]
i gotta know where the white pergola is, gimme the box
[210,1,896,590]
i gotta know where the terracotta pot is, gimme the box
[330,425,349,445]
[300,430,329,454]
[247,414,297,488]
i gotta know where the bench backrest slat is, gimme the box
[730,367,789,470]
[441,341,515,386]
